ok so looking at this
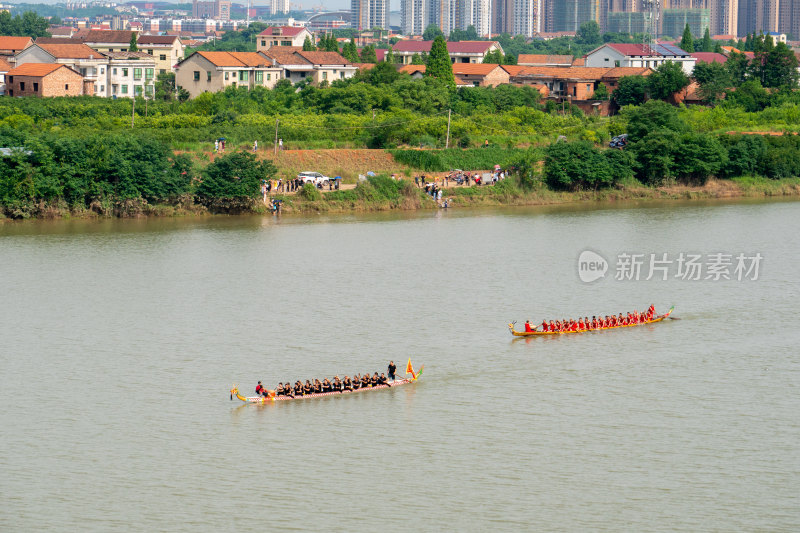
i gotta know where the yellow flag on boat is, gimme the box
[406,358,416,380]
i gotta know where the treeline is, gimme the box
[537,100,800,191]
[0,131,276,218]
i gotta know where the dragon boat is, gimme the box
[509,306,674,337]
[231,360,423,404]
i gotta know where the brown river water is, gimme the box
[1,199,799,531]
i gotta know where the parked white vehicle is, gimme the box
[297,171,330,185]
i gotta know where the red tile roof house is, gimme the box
[261,49,357,85]
[5,63,85,97]
[0,36,33,57]
[256,26,313,52]
[400,63,510,87]
[14,43,107,96]
[585,43,696,75]
[392,40,503,64]
[175,51,284,98]
[517,54,573,67]
[510,66,653,115]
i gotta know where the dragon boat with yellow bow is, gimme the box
[509,306,674,337]
[230,360,423,404]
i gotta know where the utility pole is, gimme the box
[445,108,451,149]
[274,118,279,155]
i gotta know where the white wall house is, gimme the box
[585,43,696,75]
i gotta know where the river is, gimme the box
[1,200,799,531]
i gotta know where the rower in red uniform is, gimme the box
[524,320,534,333]
[255,381,265,396]
[549,320,556,332]
[541,320,549,332]
[578,318,585,330]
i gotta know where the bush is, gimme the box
[298,181,323,201]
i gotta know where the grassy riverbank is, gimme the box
[268,175,800,215]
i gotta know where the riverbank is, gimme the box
[2,176,799,221]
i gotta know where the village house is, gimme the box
[261,49,357,84]
[517,54,573,67]
[5,63,85,97]
[105,52,157,98]
[511,66,652,99]
[392,40,503,65]
[399,63,510,87]
[175,51,283,98]
[0,57,11,94]
[585,43,695,74]
[137,35,184,74]
[256,26,314,52]
[0,36,33,59]
[15,43,108,96]
[71,29,138,54]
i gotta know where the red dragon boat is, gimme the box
[231,360,423,404]
[508,307,674,337]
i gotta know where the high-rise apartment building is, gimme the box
[710,0,737,35]
[778,0,800,38]
[661,7,710,37]
[351,0,389,30]
[544,0,599,32]
[271,0,290,15]
[461,0,491,35]
[402,0,427,34]
[192,0,230,20]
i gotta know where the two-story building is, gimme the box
[398,63,510,87]
[393,40,503,65]
[105,52,157,98]
[261,49,356,84]
[137,35,184,74]
[585,43,695,75]
[256,26,314,52]
[71,29,137,54]
[14,43,108,96]
[175,51,284,98]
[5,63,85,97]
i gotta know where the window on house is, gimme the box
[65,84,69,90]
[145,68,153,80]
[33,82,38,91]
[160,69,166,74]
[100,85,104,92]
[108,49,113,52]
[281,40,291,46]
[300,72,306,78]
[113,68,117,75]
[224,72,229,80]
[261,40,266,47]
[148,49,153,55]
[267,73,271,80]
[604,57,609,62]
[322,71,328,80]
[112,84,118,94]
[160,54,166,61]
[135,85,143,96]
[614,60,620,67]
[239,70,248,81]
[340,71,345,79]
[121,48,127,52]
[145,85,153,96]
[20,81,25,90]
[134,68,142,80]
[122,85,128,94]
[573,86,576,96]
[194,71,200,81]
[207,71,211,82]
[100,67,105,74]
[122,68,129,77]
[255,71,263,83]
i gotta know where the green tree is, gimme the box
[701,28,713,52]
[613,75,649,106]
[197,151,277,206]
[692,61,730,104]
[724,79,771,111]
[483,49,504,64]
[154,72,176,101]
[647,60,690,100]
[753,42,799,88]
[341,39,359,62]
[623,99,687,143]
[129,32,138,52]
[504,54,517,65]
[359,44,378,63]
[384,47,396,64]
[726,51,750,86]
[630,129,679,184]
[425,35,455,88]
[411,53,424,65]
[672,132,726,184]
[423,24,444,41]
[680,23,694,53]
[544,140,619,191]
[20,11,50,38]
[590,82,609,100]
[576,20,602,46]
[302,36,316,51]
[365,60,401,84]
[721,135,767,178]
